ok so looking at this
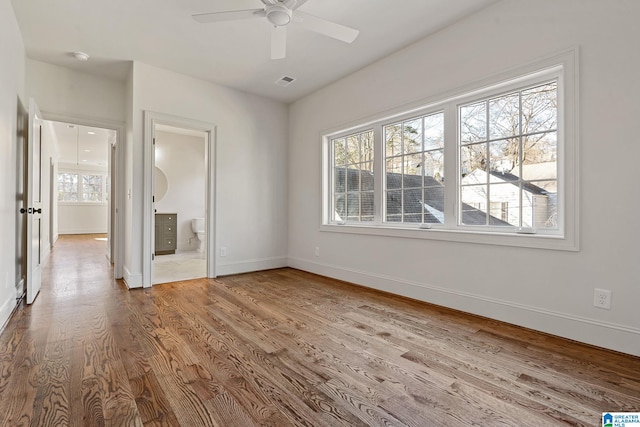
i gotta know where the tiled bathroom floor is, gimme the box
[153,250,206,284]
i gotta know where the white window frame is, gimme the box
[57,170,108,206]
[321,49,578,251]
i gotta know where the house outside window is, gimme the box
[459,82,558,230]
[323,51,578,251]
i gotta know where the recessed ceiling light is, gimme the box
[87,131,96,135]
[81,159,87,162]
[84,149,91,152]
[73,51,90,61]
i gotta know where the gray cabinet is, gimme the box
[155,213,177,255]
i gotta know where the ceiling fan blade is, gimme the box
[295,11,359,43]
[193,9,264,24]
[271,25,287,60]
[292,0,310,10]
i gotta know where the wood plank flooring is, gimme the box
[0,234,638,426]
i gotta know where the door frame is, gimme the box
[143,111,217,288]
[43,112,125,279]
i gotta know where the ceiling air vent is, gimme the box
[275,76,295,87]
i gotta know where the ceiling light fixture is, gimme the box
[73,51,90,61]
[87,131,96,135]
[266,4,292,26]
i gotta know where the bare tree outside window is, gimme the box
[460,81,558,229]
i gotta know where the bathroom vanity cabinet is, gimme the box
[155,213,177,255]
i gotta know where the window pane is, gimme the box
[403,188,422,222]
[529,180,558,229]
[489,139,519,178]
[461,185,487,225]
[403,153,422,188]
[489,92,519,140]
[522,82,557,134]
[386,157,402,189]
[423,150,444,185]
[362,131,374,163]
[424,112,444,150]
[333,138,347,166]
[334,194,345,222]
[346,135,360,165]
[361,163,374,191]
[423,187,444,224]
[346,192,360,220]
[334,167,346,192]
[385,123,402,158]
[57,172,78,202]
[361,192,374,221]
[521,132,557,178]
[460,101,487,144]
[386,190,402,222]
[82,174,103,202]
[346,167,360,191]
[403,118,422,154]
[489,183,518,226]
[461,143,487,179]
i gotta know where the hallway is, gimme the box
[0,234,141,425]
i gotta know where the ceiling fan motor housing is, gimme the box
[266,4,292,26]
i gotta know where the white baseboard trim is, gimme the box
[58,229,108,235]
[0,292,19,337]
[288,257,640,357]
[123,265,142,289]
[217,256,288,277]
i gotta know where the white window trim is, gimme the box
[58,169,109,206]
[321,48,579,251]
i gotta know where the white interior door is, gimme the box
[26,99,43,304]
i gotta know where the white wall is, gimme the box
[124,62,289,285]
[154,130,205,252]
[26,59,126,123]
[288,0,640,356]
[0,0,25,330]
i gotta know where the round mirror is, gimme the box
[154,166,168,202]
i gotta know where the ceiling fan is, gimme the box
[193,0,360,60]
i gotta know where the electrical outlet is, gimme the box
[593,288,611,309]
[314,246,320,257]
[220,247,227,257]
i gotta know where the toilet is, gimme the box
[191,218,205,253]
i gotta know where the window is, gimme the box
[460,82,558,229]
[332,130,374,222]
[384,112,444,224]
[57,172,78,202]
[57,171,107,203]
[323,52,577,250]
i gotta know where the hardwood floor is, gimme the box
[0,235,638,426]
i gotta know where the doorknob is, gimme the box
[34,208,42,214]
[20,208,27,214]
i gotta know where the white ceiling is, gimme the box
[11,0,497,103]
[51,121,114,168]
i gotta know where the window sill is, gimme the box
[320,223,578,251]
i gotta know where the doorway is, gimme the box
[143,112,216,288]
[44,117,124,278]
[152,125,207,284]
